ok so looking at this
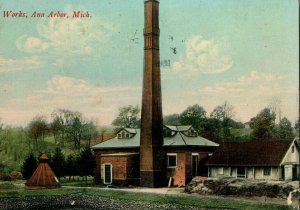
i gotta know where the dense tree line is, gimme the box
[0,109,98,175]
[21,147,96,183]
[111,102,297,142]
[162,103,296,142]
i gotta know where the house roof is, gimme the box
[91,126,219,149]
[164,125,192,132]
[163,134,218,147]
[92,129,141,149]
[206,140,294,167]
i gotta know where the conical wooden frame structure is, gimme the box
[25,154,60,189]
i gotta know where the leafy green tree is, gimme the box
[179,104,206,132]
[250,108,276,140]
[21,153,38,180]
[65,154,76,180]
[28,115,48,150]
[276,117,295,140]
[76,147,96,183]
[51,109,95,150]
[50,147,65,179]
[163,114,181,125]
[210,101,235,121]
[112,105,140,128]
[210,102,236,142]
[295,118,299,135]
[198,118,222,142]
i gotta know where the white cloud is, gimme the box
[171,35,233,75]
[237,70,285,84]
[16,35,49,53]
[2,75,141,126]
[0,55,43,73]
[16,12,115,55]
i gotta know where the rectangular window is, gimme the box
[167,154,177,168]
[292,146,294,153]
[217,167,224,175]
[237,167,246,178]
[263,167,271,176]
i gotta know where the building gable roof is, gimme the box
[206,140,294,167]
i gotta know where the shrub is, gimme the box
[10,171,23,180]
[0,173,12,181]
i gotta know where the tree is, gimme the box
[295,118,299,135]
[210,101,235,121]
[28,115,48,150]
[163,114,181,125]
[179,104,206,132]
[50,147,65,179]
[268,97,282,123]
[250,108,276,140]
[50,116,64,146]
[112,105,140,128]
[21,153,38,180]
[51,109,95,150]
[82,121,98,147]
[210,102,236,142]
[276,117,295,141]
[65,154,76,180]
[76,147,96,184]
[198,118,222,142]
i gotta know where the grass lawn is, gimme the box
[0,181,294,210]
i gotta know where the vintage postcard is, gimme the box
[0,0,299,209]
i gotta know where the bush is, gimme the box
[0,173,12,181]
[21,153,38,180]
[10,171,23,180]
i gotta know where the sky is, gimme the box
[0,0,298,127]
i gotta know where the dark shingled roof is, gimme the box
[206,140,293,167]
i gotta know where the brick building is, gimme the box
[92,125,219,187]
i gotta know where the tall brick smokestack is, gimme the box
[140,0,165,187]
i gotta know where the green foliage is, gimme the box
[250,108,276,140]
[76,147,96,178]
[276,117,295,140]
[112,105,140,128]
[27,115,48,150]
[21,153,38,180]
[50,147,65,178]
[179,104,206,132]
[163,114,181,125]
[210,101,235,121]
[294,118,299,135]
[51,109,97,150]
[0,127,30,173]
[64,154,76,178]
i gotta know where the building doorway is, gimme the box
[104,164,112,184]
[192,155,198,177]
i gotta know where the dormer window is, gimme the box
[187,129,196,137]
[118,130,131,139]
